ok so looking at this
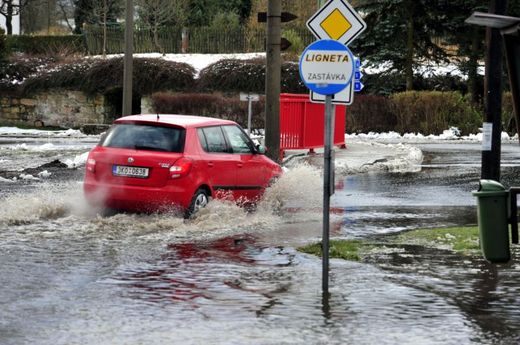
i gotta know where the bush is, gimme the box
[346,92,484,135]
[197,58,306,94]
[151,92,265,129]
[6,35,86,55]
[21,57,196,96]
[347,95,396,133]
[21,58,95,95]
[390,91,481,135]
[0,55,57,93]
[0,28,6,61]
[282,61,306,93]
[197,58,265,93]
[282,29,305,58]
[210,12,241,30]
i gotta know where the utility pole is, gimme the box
[264,0,281,163]
[122,0,134,116]
[482,0,508,181]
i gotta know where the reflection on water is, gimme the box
[1,143,520,344]
[366,244,520,344]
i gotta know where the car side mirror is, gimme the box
[256,144,266,154]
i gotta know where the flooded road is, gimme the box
[1,135,520,345]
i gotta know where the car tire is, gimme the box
[185,188,209,219]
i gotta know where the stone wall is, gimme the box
[0,91,107,128]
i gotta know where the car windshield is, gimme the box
[101,124,185,152]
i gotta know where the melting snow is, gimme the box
[0,127,86,137]
[62,152,89,169]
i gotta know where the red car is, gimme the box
[83,114,282,217]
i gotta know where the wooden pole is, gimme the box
[122,0,134,116]
[265,0,281,163]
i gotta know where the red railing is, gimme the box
[280,93,346,158]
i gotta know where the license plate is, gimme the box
[112,165,149,178]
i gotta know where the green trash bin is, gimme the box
[472,179,511,263]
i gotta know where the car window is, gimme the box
[101,124,185,152]
[197,128,208,151]
[222,125,253,154]
[199,126,228,153]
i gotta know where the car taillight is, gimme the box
[169,158,192,179]
[86,158,96,173]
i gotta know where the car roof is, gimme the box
[114,114,237,128]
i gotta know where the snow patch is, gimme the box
[38,170,52,178]
[347,127,518,143]
[335,141,423,175]
[120,52,265,77]
[62,151,89,168]
[0,127,86,138]
[19,173,39,180]
[3,143,58,152]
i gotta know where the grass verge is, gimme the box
[298,226,481,261]
[394,226,480,254]
[299,239,373,261]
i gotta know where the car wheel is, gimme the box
[185,188,209,219]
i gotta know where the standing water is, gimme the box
[1,135,520,344]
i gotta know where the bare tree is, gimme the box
[56,0,74,32]
[90,0,122,57]
[1,0,29,34]
[136,0,187,54]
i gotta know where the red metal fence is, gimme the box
[280,93,346,158]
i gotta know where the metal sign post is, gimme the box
[240,93,260,135]
[301,0,364,295]
[299,39,354,294]
[322,94,335,292]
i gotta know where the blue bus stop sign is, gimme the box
[299,39,355,95]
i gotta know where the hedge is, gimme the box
[0,28,6,61]
[197,58,307,94]
[347,95,396,133]
[0,55,58,92]
[151,92,265,129]
[390,91,481,135]
[20,57,196,96]
[6,35,86,55]
[340,92,486,135]
[7,57,306,96]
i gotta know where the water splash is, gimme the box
[259,162,323,211]
[0,182,93,225]
[0,163,325,238]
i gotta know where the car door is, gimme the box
[221,125,268,201]
[197,126,238,200]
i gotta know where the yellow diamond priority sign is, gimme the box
[307,0,366,46]
[320,9,351,40]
